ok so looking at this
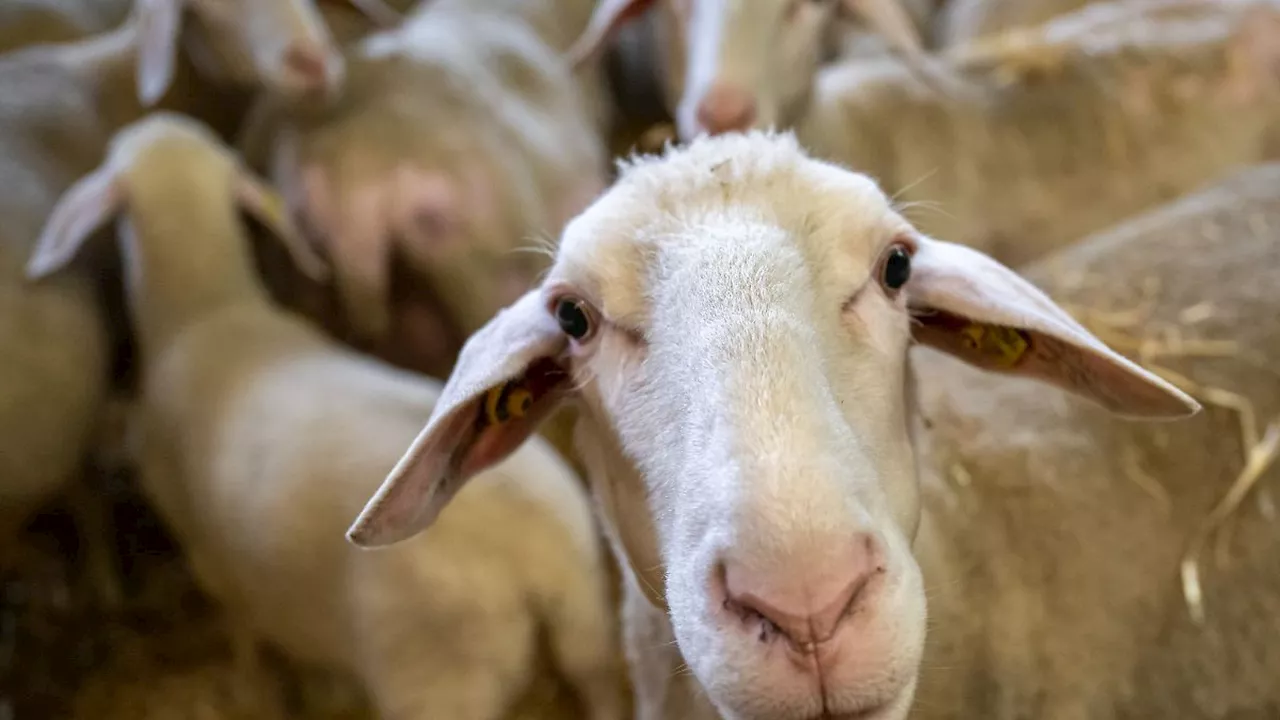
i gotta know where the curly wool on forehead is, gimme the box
[614,130,812,201]
[610,130,892,232]
[556,130,901,321]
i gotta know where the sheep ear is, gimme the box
[136,0,185,106]
[26,166,124,279]
[347,290,572,548]
[841,0,925,55]
[907,236,1200,419]
[233,164,329,283]
[566,0,657,68]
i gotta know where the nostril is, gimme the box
[695,84,758,135]
[724,584,803,646]
[721,533,886,649]
[282,43,336,93]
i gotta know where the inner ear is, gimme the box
[912,310,1033,370]
[460,357,574,477]
[911,309,1168,414]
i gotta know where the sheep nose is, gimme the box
[722,533,884,649]
[695,83,757,135]
[281,41,341,96]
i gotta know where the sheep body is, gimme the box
[144,310,621,720]
[33,113,623,720]
[800,0,1280,268]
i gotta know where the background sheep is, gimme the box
[799,0,1280,267]
[0,0,354,605]
[907,161,1280,717]
[27,112,626,720]
[566,0,929,140]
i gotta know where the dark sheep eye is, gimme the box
[881,245,912,291]
[555,297,592,340]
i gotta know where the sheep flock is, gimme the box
[1,0,1277,719]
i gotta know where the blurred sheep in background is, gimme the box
[28,112,624,720]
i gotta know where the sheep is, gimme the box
[566,0,930,140]
[238,0,610,379]
[336,130,1275,720]
[27,111,627,720]
[0,0,389,604]
[797,0,1280,269]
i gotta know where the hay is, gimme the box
[1180,418,1280,626]
[1120,444,1172,513]
[1058,277,1277,625]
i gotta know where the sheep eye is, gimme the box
[881,244,912,291]
[555,297,592,340]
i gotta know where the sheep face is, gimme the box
[546,131,928,720]
[347,131,1197,720]
[135,0,346,104]
[569,0,925,142]
[668,0,838,141]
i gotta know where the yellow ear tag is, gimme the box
[482,383,533,426]
[960,323,1030,368]
[506,389,533,419]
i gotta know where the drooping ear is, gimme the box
[26,165,125,279]
[135,0,185,107]
[347,289,573,547]
[907,236,1200,419]
[232,162,329,283]
[841,0,925,57]
[566,0,658,69]
[347,0,403,27]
